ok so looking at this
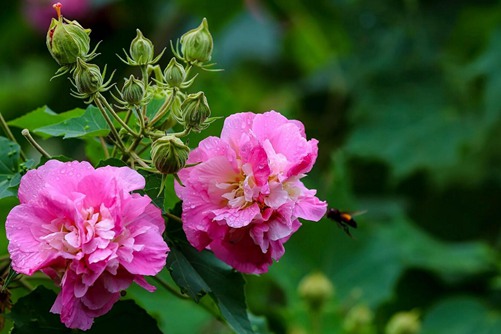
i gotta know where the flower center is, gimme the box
[41,205,115,256]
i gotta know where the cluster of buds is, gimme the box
[46,3,219,177]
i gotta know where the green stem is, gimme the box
[97,94,139,137]
[151,276,189,300]
[18,277,35,291]
[140,65,149,90]
[129,151,150,169]
[164,211,182,224]
[152,275,223,322]
[0,112,27,161]
[173,128,191,138]
[99,137,110,159]
[94,98,127,152]
[150,89,176,126]
[21,129,51,158]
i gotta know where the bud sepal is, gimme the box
[151,135,190,175]
[171,18,221,71]
[70,58,115,103]
[47,3,100,78]
[118,29,165,66]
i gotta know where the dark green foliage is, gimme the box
[166,214,255,334]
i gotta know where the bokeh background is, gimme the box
[2,0,501,333]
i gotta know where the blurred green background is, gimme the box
[2,0,501,333]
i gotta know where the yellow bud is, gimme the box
[298,272,334,311]
[343,304,375,334]
[385,310,421,334]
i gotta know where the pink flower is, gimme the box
[175,111,327,274]
[6,160,169,330]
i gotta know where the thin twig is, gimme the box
[97,94,139,137]
[0,112,27,160]
[21,129,51,158]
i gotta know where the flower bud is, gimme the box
[130,29,155,66]
[385,310,421,334]
[343,304,375,334]
[179,92,211,132]
[73,58,103,95]
[151,135,190,174]
[46,4,91,66]
[122,75,145,105]
[180,18,213,63]
[298,272,334,311]
[164,57,186,88]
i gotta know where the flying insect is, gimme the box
[326,208,365,237]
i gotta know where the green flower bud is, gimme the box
[180,18,213,63]
[130,29,155,66]
[122,75,145,105]
[179,92,211,132]
[298,272,335,311]
[385,310,421,334]
[151,135,190,174]
[164,57,186,88]
[46,4,91,66]
[73,58,103,96]
[343,305,375,334]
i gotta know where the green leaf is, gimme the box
[9,286,163,334]
[0,137,21,199]
[163,174,178,211]
[146,97,167,120]
[345,84,478,179]
[91,299,162,334]
[422,296,501,334]
[166,219,255,334]
[95,158,127,168]
[140,171,164,209]
[10,286,70,334]
[34,105,109,139]
[7,106,85,137]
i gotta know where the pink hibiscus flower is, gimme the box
[6,160,169,330]
[175,111,327,274]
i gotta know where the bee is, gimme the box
[326,208,365,238]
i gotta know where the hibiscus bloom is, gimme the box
[6,160,168,330]
[175,111,327,274]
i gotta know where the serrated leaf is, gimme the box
[166,220,255,334]
[0,137,21,199]
[34,105,109,139]
[7,106,85,138]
